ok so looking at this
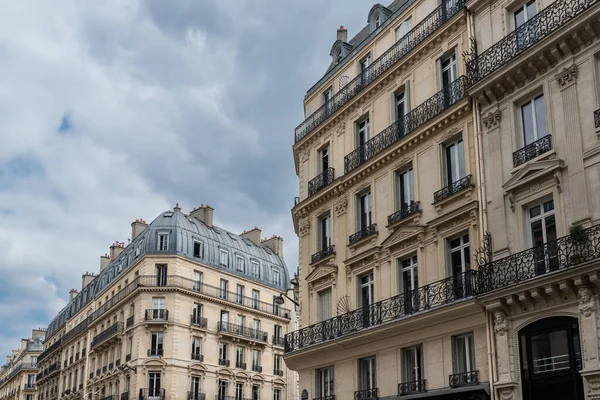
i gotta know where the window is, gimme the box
[316,366,335,398]
[253,319,261,333]
[193,241,202,258]
[252,350,261,369]
[220,311,229,330]
[155,264,167,287]
[220,249,229,267]
[358,357,377,391]
[395,89,407,122]
[251,260,260,278]
[151,297,165,320]
[395,167,414,211]
[358,272,375,308]
[356,117,370,149]
[359,54,372,83]
[449,234,470,276]
[220,279,228,299]
[218,380,228,398]
[520,94,547,146]
[236,284,244,304]
[528,199,557,273]
[319,145,330,173]
[274,325,282,341]
[219,343,229,362]
[272,269,280,286]
[190,376,201,398]
[316,214,332,253]
[193,271,202,291]
[402,345,423,383]
[157,233,169,251]
[440,51,458,89]
[148,372,161,398]
[395,18,412,41]
[252,290,260,309]
[192,303,203,325]
[150,332,163,357]
[318,288,332,321]
[442,138,465,186]
[236,383,244,400]
[274,389,281,400]
[399,255,419,311]
[514,0,536,28]
[191,337,201,358]
[274,354,282,373]
[452,333,475,373]
[323,87,333,113]
[357,191,373,230]
[236,346,245,366]
[236,255,245,272]
[252,385,260,400]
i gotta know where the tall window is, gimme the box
[452,333,475,374]
[236,284,244,304]
[155,264,167,287]
[219,343,229,362]
[514,0,537,28]
[193,241,202,258]
[148,372,161,398]
[273,269,281,286]
[443,138,465,186]
[251,261,260,278]
[252,385,260,400]
[193,271,202,291]
[253,319,261,334]
[152,297,165,319]
[395,18,412,41]
[236,346,245,367]
[274,389,281,400]
[395,167,414,211]
[274,354,282,373]
[191,337,201,359]
[190,376,201,398]
[316,366,335,398]
[521,94,547,146]
[399,255,419,312]
[358,357,377,391]
[440,52,458,89]
[218,380,228,398]
[220,311,229,328]
[356,118,370,149]
[220,249,229,267]
[358,272,374,308]
[402,345,423,383]
[150,332,163,356]
[359,54,372,83]
[318,288,332,321]
[252,290,260,309]
[157,233,169,251]
[236,383,244,400]
[449,234,470,276]
[236,256,245,272]
[395,90,406,122]
[252,350,261,369]
[192,303,203,325]
[323,87,333,113]
[274,325,282,341]
[319,146,330,173]
[357,191,372,230]
[220,279,228,299]
[528,199,557,273]
[318,214,332,252]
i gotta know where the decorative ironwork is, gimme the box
[144,309,169,321]
[62,318,90,345]
[139,388,165,400]
[126,316,134,328]
[354,388,378,400]
[191,315,208,328]
[272,335,285,347]
[474,232,493,267]
[294,0,466,142]
[147,348,163,357]
[513,135,552,167]
[188,392,206,400]
[595,109,600,129]
[252,364,263,372]
[274,369,284,376]
[121,393,129,400]
[91,322,123,349]
[387,202,421,226]
[477,224,600,294]
[217,321,268,342]
[344,77,468,174]
[285,270,477,353]
[433,174,473,202]
[449,370,479,388]
[218,358,230,367]
[466,0,598,85]
[308,168,335,196]
[349,224,378,244]
[398,379,427,395]
[38,338,62,363]
[191,353,203,362]
[314,397,336,400]
[311,245,336,264]
[236,361,247,370]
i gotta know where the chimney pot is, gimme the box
[337,25,348,42]
[260,234,284,258]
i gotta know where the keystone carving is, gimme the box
[482,110,501,130]
[555,64,578,88]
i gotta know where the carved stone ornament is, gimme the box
[554,170,562,193]
[555,64,578,88]
[393,156,412,170]
[588,377,600,393]
[299,219,310,237]
[299,150,309,163]
[499,387,514,400]
[578,286,595,317]
[493,310,508,336]
[441,126,462,141]
[335,197,348,216]
[483,110,501,130]
[336,122,346,136]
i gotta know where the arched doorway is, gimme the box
[519,316,583,400]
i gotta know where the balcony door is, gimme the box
[448,234,471,299]
[399,255,419,313]
[318,215,331,252]
[358,357,377,393]
[190,376,201,399]
[528,199,557,274]
[356,118,370,162]
[514,0,538,52]
[443,138,465,187]
[395,167,414,212]
[402,345,423,384]
[155,265,167,287]
[218,380,228,399]
[152,297,165,320]
[148,372,161,399]
[359,272,375,328]
[357,191,372,231]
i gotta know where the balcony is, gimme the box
[126,316,134,329]
[449,370,479,388]
[294,0,466,143]
[252,364,263,373]
[354,388,378,400]
[148,348,164,357]
[116,358,121,367]
[188,393,206,400]
[274,369,283,376]
[595,109,600,129]
[513,135,552,167]
[235,361,247,370]
[144,309,168,322]
[24,384,35,391]
[433,174,473,203]
[191,353,204,362]
[138,389,165,400]
[217,322,268,342]
[285,271,477,353]
[109,362,114,370]
[38,339,62,363]
[218,358,230,367]
[466,0,598,86]
[97,368,101,376]
[91,322,124,349]
[272,335,285,347]
[387,202,421,226]
[314,397,335,400]
[349,224,378,245]
[191,315,208,329]
[311,245,335,265]
[308,168,335,197]
[345,77,468,174]
[120,393,129,400]
[126,353,131,362]
[398,380,426,395]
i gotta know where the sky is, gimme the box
[0,0,372,356]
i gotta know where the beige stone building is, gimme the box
[466,0,600,398]
[287,0,491,399]
[35,205,297,400]
[0,329,45,400]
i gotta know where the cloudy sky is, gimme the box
[0,0,371,355]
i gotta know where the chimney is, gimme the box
[82,272,95,290]
[31,329,46,340]
[190,205,213,227]
[337,25,348,42]
[261,235,284,258]
[109,242,125,260]
[69,288,78,302]
[241,226,261,246]
[5,356,10,365]
[131,219,148,241]
[100,253,110,272]
[20,339,28,350]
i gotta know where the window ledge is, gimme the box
[510,149,556,175]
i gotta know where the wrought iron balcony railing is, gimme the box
[125,354,131,362]
[314,396,336,400]
[191,315,208,329]
[311,245,335,264]
[191,353,204,362]
[97,368,101,375]
[236,361,247,370]
[595,109,600,129]
[147,348,164,357]
[188,392,206,400]
[24,384,35,391]
[38,339,62,363]
[388,202,420,226]
[120,392,129,400]
[252,364,263,373]
[62,318,90,346]
[144,309,168,321]
[398,379,427,395]
[433,175,473,203]
[478,224,600,293]
[109,362,114,370]
[513,135,552,167]
[354,388,378,400]
[449,370,479,388]
[218,358,230,367]
[285,270,476,353]
[308,168,335,197]
[466,0,598,86]
[274,369,284,376]
[344,77,468,174]
[139,388,165,400]
[217,322,268,342]
[126,316,134,329]
[272,335,285,347]
[349,224,378,244]
[294,0,466,142]
[91,322,123,349]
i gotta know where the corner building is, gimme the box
[287,0,490,399]
[36,205,296,400]
[466,0,600,398]
[0,329,45,400]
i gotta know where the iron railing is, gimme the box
[147,348,163,357]
[294,0,466,142]
[449,370,479,388]
[513,135,552,167]
[252,364,263,373]
[274,369,284,376]
[126,316,134,328]
[595,109,600,129]
[24,384,35,391]
[285,271,476,353]
[314,397,336,400]
[354,388,378,400]
[144,309,169,321]
[91,322,123,349]
[311,245,336,264]
[466,0,598,85]
[217,322,268,342]
[273,335,285,347]
[478,224,600,293]
[62,318,90,346]
[121,393,129,400]
[308,168,335,197]
[38,339,62,363]
[188,393,206,400]
[398,379,427,395]
[126,354,131,362]
[236,361,247,370]
[138,388,165,400]
[349,224,378,245]
[344,77,468,174]
[191,315,208,328]
[191,353,204,362]
[218,359,230,367]
[388,202,420,226]
[433,175,473,202]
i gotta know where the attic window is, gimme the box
[164,212,173,217]
[193,241,203,258]
[158,233,169,251]
[243,239,253,247]
[227,233,238,241]
[220,249,229,267]
[336,47,343,64]
[375,12,381,28]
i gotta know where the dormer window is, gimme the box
[374,12,381,28]
[158,233,169,251]
[368,5,391,33]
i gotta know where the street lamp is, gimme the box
[118,364,136,373]
[274,289,299,307]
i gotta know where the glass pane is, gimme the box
[544,199,554,212]
[451,250,463,276]
[454,337,467,373]
[535,95,547,138]
[457,140,465,179]
[531,330,569,373]
[529,205,541,218]
[514,7,525,27]
[530,220,544,246]
[545,215,557,242]
[521,101,535,145]
[527,0,537,18]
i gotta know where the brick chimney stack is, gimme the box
[131,218,148,241]
[337,25,348,42]
[190,204,214,227]
[241,226,261,246]
[261,235,284,257]
[109,242,125,260]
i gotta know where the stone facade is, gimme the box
[0,329,45,400]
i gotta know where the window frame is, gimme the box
[519,93,547,147]
[157,233,169,251]
[441,137,465,186]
